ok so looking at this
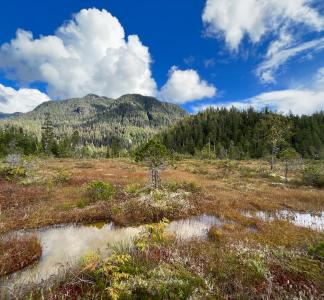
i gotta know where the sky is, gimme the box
[0,0,323,115]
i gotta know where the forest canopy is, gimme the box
[159,107,324,159]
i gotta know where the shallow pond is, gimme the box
[0,215,223,295]
[244,210,324,231]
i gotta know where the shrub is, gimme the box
[53,169,71,184]
[302,166,324,188]
[86,180,116,202]
[308,241,324,261]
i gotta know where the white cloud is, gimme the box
[202,0,324,51]
[195,89,324,115]
[316,66,324,85]
[160,67,216,104]
[0,8,157,99]
[0,84,50,113]
[257,35,324,83]
[194,66,324,115]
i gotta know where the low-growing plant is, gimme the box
[124,183,144,196]
[118,263,203,300]
[124,189,192,222]
[185,165,208,175]
[239,166,257,178]
[60,201,75,211]
[208,226,223,243]
[308,241,324,261]
[53,169,72,184]
[0,164,27,180]
[134,218,171,251]
[302,165,324,188]
[5,153,21,166]
[75,161,95,169]
[0,235,42,276]
[76,198,90,209]
[86,180,116,202]
[165,181,201,193]
[81,251,203,300]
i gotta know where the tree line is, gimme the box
[1,107,323,161]
[159,107,324,160]
[0,111,132,158]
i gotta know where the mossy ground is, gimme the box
[0,158,323,299]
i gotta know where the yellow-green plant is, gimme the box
[134,218,170,251]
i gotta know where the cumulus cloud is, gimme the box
[0,8,157,99]
[160,67,216,104]
[194,89,324,115]
[0,84,50,113]
[202,0,324,51]
[194,66,324,115]
[257,34,324,83]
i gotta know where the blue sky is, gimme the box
[0,0,323,114]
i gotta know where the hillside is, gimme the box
[0,94,187,147]
[159,107,324,159]
[0,112,20,120]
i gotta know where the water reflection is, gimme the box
[244,210,324,231]
[1,215,222,293]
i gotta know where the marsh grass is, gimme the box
[0,235,41,276]
[0,158,323,299]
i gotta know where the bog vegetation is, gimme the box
[0,103,323,299]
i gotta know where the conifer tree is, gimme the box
[134,140,170,189]
[41,112,55,154]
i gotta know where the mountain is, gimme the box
[0,94,187,147]
[0,112,21,120]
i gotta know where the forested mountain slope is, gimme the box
[0,94,187,147]
[0,112,20,120]
[159,107,324,159]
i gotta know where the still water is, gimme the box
[1,215,223,294]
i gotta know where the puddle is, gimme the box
[244,210,324,231]
[0,215,222,295]
[167,214,223,240]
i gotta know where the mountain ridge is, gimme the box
[0,94,187,147]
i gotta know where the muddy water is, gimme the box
[245,210,324,231]
[0,215,222,295]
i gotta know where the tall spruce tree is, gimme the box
[41,112,55,154]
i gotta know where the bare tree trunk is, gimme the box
[150,167,160,189]
[271,147,275,171]
[284,160,288,182]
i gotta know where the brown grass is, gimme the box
[0,235,41,276]
[0,156,322,299]
[0,158,323,234]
